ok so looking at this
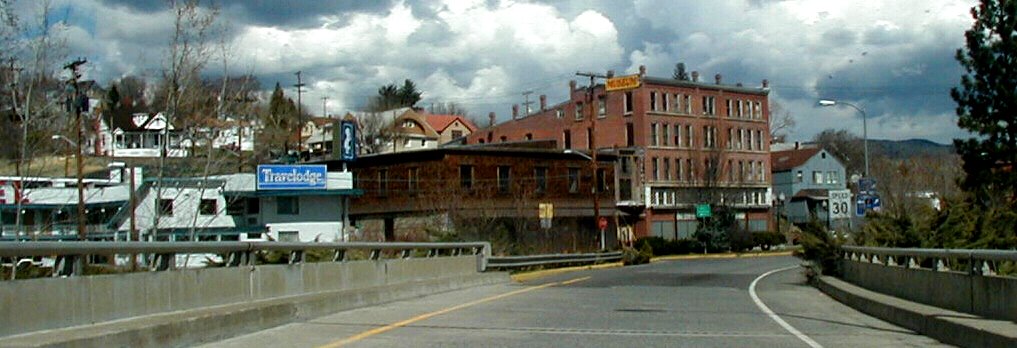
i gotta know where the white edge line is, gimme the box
[749,266,824,348]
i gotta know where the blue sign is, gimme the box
[855,194,882,216]
[340,121,357,162]
[257,165,327,190]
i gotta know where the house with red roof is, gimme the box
[423,113,478,145]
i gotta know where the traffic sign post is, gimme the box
[828,189,852,220]
[695,204,711,218]
[598,216,608,250]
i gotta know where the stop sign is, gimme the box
[598,217,608,230]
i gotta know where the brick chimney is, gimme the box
[762,79,769,88]
[512,104,519,119]
[691,71,699,82]
[488,112,495,127]
[638,65,646,76]
[607,70,615,78]
[715,74,722,84]
[539,95,547,112]
[569,80,577,92]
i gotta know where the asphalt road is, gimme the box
[201,255,948,347]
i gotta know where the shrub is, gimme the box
[796,220,842,277]
[622,243,652,265]
[752,231,784,250]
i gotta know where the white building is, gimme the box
[109,168,359,243]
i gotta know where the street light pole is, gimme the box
[818,99,868,177]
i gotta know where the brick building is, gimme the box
[324,142,617,253]
[465,66,773,240]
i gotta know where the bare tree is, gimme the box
[152,0,220,238]
[768,101,796,144]
[427,102,470,117]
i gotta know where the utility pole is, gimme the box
[294,71,306,161]
[576,71,608,250]
[321,96,329,117]
[64,58,88,241]
[521,90,534,116]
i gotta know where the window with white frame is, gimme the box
[702,96,715,116]
[663,94,670,112]
[650,92,658,111]
[662,124,670,146]
[651,123,659,146]
[575,102,583,120]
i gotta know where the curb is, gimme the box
[816,275,1017,348]
[0,272,509,348]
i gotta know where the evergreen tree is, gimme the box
[950,0,1017,208]
[673,62,689,81]
[397,79,421,107]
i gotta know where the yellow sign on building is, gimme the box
[538,203,554,219]
[606,74,641,91]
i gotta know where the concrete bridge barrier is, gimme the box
[0,242,505,347]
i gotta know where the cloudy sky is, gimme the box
[13,0,977,144]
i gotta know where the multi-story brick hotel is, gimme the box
[465,66,772,240]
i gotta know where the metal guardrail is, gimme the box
[841,245,1017,276]
[0,241,490,278]
[487,251,623,269]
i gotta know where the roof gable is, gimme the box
[771,147,821,172]
[425,114,478,133]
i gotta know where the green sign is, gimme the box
[695,204,712,218]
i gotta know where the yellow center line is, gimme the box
[319,278,575,348]
[560,276,591,285]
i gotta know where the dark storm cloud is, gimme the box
[99,0,395,28]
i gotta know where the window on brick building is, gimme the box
[563,130,572,149]
[598,95,607,117]
[727,128,734,149]
[663,94,670,112]
[677,157,684,181]
[754,102,762,119]
[650,123,659,146]
[596,168,607,193]
[525,133,533,140]
[408,168,419,193]
[378,170,388,196]
[460,165,474,190]
[497,166,511,193]
[568,168,580,193]
[726,99,732,117]
[702,96,715,116]
[737,100,744,118]
[748,130,754,151]
[687,158,695,181]
[535,167,547,193]
[500,136,507,142]
[663,158,671,181]
[728,160,734,182]
[650,92,658,111]
[674,124,681,147]
[556,109,564,118]
[575,102,584,120]
[626,123,634,147]
[662,124,670,146]
[684,95,692,114]
[652,157,659,181]
[624,91,633,113]
[685,125,693,147]
[738,161,744,182]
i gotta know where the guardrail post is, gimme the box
[289,251,304,265]
[151,253,175,271]
[427,249,438,258]
[370,249,381,260]
[477,242,490,272]
[333,249,346,262]
[53,255,83,277]
[227,251,250,267]
[401,249,412,259]
[936,259,948,272]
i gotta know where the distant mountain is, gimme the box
[870,139,954,159]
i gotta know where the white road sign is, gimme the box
[829,189,852,220]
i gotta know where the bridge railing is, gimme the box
[840,245,1017,323]
[487,251,623,269]
[841,245,1017,277]
[0,241,491,277]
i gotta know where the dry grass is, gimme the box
[0,156,112,177]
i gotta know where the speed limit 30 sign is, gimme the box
[828,189,852,220]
